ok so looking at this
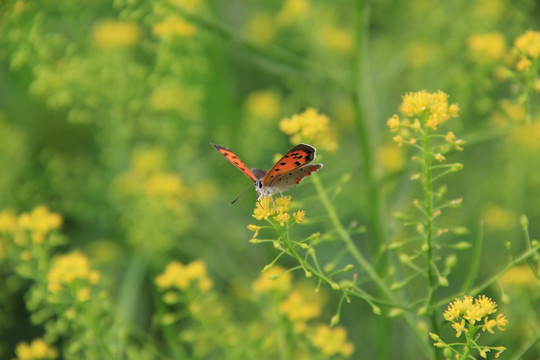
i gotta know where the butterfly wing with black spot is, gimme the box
[263,144,322,190]
[211,143,257,182]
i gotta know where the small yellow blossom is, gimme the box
[293,210,305,224]
[252,265,292,294]
[245,90,281,119]
[247,224,262,238]
[153,16,196,37]
[514,30,540,59]
[279,289,321,331]
[516,57,532,72]
[387,114,400,131]
[279,108,337,153]
[310,325,354,357]
[144,173,188,200]
[443,295,506,337]
[482,204,517,230]
[320,27,353,54]
[76,287,91,302]
[434,153,446,162]
[14,338,57,360]
[47,251,100,294]
[452,319,467,337]
[91,20,141,49]
[379,144,405,173]
[498,264,537,288]
[274,212,290,226]
[252,196,276,220]
[468,32,506,63]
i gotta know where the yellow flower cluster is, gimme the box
[387,90,463,152]
[14,338,57,360]
[47,251,101,298]
[153,16,197,37]
[443,295,507,336]
[155,260,213,293]
[277,0,310,26]
[467,32,506,63]
[279,108,337,153]
[310,324,354,357]
[0,206,63,245]
[91,20,141,49]
[319,27,353,54]
[252,195,305,227]
[279,289,321,331]
[399,90,460,130]
[514,30,540,72]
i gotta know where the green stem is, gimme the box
[423,127,441,358]
[352,0,385,252]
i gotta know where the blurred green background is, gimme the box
[1,0,539,359]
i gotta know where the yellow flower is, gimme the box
[514,30,540,59]
[247,224,262,238]
[320,27,353,54]
[400,90,459,131]
[279,108,337,153]
[18,206,62,241]
[468,32,506,63]
[91,20,141,49]
[379,144,405,173]
[498,264,537,288]
[252,266,292,294]
[495,313,508,331]
[434,153,446,162]
[252,196,276,220]
[153,16,196,37]
[293,210,305,224]
[279,290,321,331]
[14,338,57,360]
[310,325,354,357]
[386,114,400,132]
[274,212,290,226]
[482,204,517,230]
[144,173,188,200]
[245,90,281,119]
[47,251,100,293]
[76,287,91,302]
[245,12,277,45]
[0,210,17,233]
[452,319,467,337]
[155,260,213,293]
[277,0,310,26]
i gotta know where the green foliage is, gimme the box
[0,0,539,359]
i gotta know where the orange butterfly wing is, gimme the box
[263,144,320,187]
[212,143,257,182]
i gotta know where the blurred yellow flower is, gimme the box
[498,265,538,289]
[18,206,62,244]
[379,144,405,173]
[279,108,337,153]
[156,260,213,293]
[47,251,100,294]
[0,209,17,233]
[153,16,196,37]
[91,20,141,49]
[14,338,57,360]
[245,90,281,119]
[132,147,166,176]
[277,0,310,26]
[310,325,354,357]
[252,265,292,294]
[482,204,517,230]
[320,27,353,54]
[246,12,277,46]
[468,32,506,63]
[279,289,321,331]
[514,30,540,59]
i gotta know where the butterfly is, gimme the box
[211,143,323,204]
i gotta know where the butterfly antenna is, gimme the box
[231,182,256,205]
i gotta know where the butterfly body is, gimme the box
[211,143,323,202]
